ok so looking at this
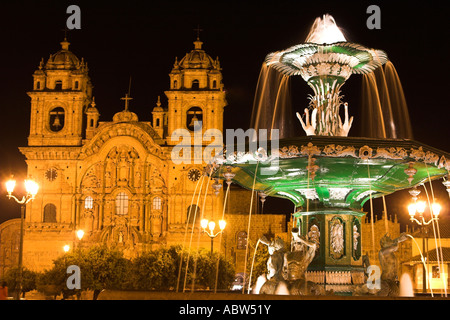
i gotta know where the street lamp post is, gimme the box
[5,177,39,300]
[200,219,226,257]
[407,189,441,295]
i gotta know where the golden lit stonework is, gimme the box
[16,36,228,270]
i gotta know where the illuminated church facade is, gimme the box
[10,36,251,271]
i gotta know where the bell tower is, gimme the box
[165,36,227,146]
[27,38,92,146]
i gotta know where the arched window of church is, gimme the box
[115,192,129,215]
[236,231,248,250]
[173,80,178,89]
[152,197,162,210]
[36,81,41,90]
[74,81,79,89]
[156,118,160,127]
[43,204,57,223]
[186,107,203,131]
[49,107,65,132]
[186,205,200,225]
[212,80,217,89]
[55,80,63,90]
[192,79,199,90]
[85,196,94,210]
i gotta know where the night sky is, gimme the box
[0,0,449,227]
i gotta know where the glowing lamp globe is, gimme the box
[5,179,16,194]
[431,203,441,217]
[76,229,85,240]
[408,203,417,217]
[200,219,208,230]
[208,221,216,233]
[24,179,39,197]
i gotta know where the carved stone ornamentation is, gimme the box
[358,146,373,160]
[296,188,319,200]
[330,218,344,259]
[306,157,319,181]
[308,224,320,253]
[373,147,408,160]
[328,188,351,201]
[323,144,356,158]
[276,145,300,158]
[404,162,417,185]
[300,143,321,157]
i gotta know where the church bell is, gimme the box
[52,115,62,129]
[189,113,199,128]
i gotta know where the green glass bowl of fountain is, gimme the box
[214,136,450,211]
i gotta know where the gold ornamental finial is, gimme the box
[60,27,70,50]
[194,24,203,40]
[193,25,203,50]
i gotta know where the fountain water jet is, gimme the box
[250,63,294,141]
[304,14,347,44]
[361,61,413,139]
[399,273,414,297]
[180,175,206,292]
[213,180,231,293]
[405,234,434,297]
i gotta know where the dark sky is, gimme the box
[0,0,449,226]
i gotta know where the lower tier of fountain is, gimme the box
[295,209,366,294]
[212,136,450,294]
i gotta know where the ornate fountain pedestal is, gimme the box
[296,209,366,293]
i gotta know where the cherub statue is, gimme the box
[259,236,286,281]
[285,228,317,281]
[378,233,409,296]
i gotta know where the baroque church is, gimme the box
[3,35,259,272]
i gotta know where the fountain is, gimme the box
[211,14,450,295]
[266,14,387,137]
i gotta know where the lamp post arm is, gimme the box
[7,194,35,205]
[410,217,423,225]
[410,216,437,226]
[203,229,223,238]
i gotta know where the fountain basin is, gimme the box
[214,136,450,210]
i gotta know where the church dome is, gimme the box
[113,94,138,122]
[178,39,216,69]
[86,98,100,115]
[113,110,139,122]
[45,39,81,70]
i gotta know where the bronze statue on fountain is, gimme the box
[257,228,327,295]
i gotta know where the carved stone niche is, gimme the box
[150,212,163,239]
[329,217,345,260]
[106,145,140,187]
